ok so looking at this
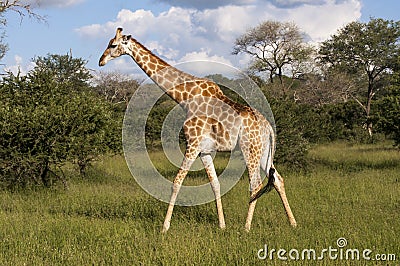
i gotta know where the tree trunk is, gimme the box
[40,160,50,187]
[277,67,283,84]
[78,158,88,176]
[365,78,374,137]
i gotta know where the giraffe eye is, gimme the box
[109,44,117,48]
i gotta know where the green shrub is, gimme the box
[0,55,121,189]
[373,86,400,147]
[268,99,309,169]
[323,101,370,142]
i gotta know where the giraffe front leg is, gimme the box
[200,153,226,230]
[162,168,187,233]
[162,153,197,233]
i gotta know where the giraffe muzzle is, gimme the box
[99,57,106,67]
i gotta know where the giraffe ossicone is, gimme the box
[99,28,297,232]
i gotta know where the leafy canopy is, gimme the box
[319,18,400,77]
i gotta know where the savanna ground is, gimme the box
[0,142,399,265]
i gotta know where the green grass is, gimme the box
[0,142,399,265]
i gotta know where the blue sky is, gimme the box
[2,0,400,77]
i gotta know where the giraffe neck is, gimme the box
[127,38,197,103]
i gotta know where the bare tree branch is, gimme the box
[0,0,46,24]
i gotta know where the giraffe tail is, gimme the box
[249,168,275,203]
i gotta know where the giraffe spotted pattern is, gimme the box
[99,28,297,233]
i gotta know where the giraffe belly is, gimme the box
[199,135,237,153]
[199,137,217,154]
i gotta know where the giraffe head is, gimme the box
[99,28,131,66]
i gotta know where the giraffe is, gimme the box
[99,28,297,232]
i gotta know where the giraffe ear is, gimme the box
[122,35,131,44]
[116,27,123,39]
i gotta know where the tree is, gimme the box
[233,20,314,85]
[93,71,141,111]
[293,70,356,106]
[0,31,6,60]
[0,0,44,61]
[0,0,41,19]
[33,53,91,91]
[318,18,400,136]
[30,54,122,175]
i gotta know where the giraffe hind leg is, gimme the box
[248,167,297,227]
[272,169,297,227]
[249,168,275,203]
[244,166,263,232]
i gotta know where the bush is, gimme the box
[268,98,309,169]
[322,101,370,142]
[0,55,121,189]
[374,86,400,147]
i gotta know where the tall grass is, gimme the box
[0,142,399,265]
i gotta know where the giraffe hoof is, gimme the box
[244,225,251,232]
[162,222,170,233]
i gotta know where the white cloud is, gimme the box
[176,50,234,77]
[155,0,343,9]
[286,0,362,42]
[78,0,361,74]
[3,55,36,75]
[192,5,256,43]
[179,50,232,64]
[76,24,106,39]
[154,0,258,10]
[268,0,326,8]
[146,41,180,60]
[76,9,156,40]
